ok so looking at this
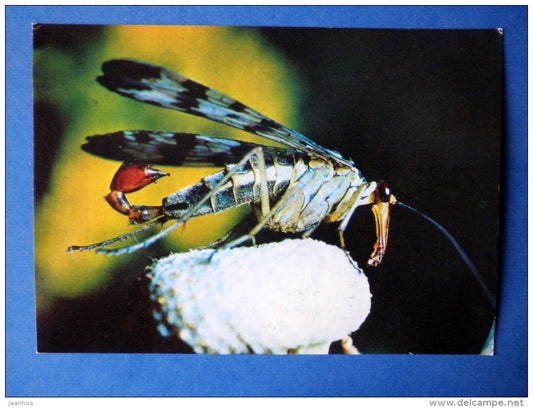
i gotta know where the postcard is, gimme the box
[33,24,501,355]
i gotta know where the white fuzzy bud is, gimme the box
[147,239,371,354]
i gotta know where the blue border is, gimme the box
[6,6,527,397]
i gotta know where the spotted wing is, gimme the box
[82,130,297,167]
[96,59,352,166]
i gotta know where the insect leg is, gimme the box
[301,223,320,239]
[253,145,271,218]
[67,217,167,252]
[90,147,268,255]
[333,181,396,267]
[216,187,304,251]
[194,213,259,251]
[334,183,377,250]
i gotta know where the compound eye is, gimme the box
[377,181,392,203]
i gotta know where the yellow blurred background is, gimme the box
[34,25,303,314]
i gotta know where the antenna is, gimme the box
[397,201,496,310]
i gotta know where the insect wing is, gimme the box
[97,59,352,166]
[82,130,296,167]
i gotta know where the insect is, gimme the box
[67,59,395,266]
[66,58,496,312]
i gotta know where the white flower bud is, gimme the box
[147,239,371,354]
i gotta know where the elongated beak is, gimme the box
[367,182,397,267]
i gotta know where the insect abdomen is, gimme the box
[162,153,301,220]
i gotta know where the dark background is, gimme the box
[34,26,501,355]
